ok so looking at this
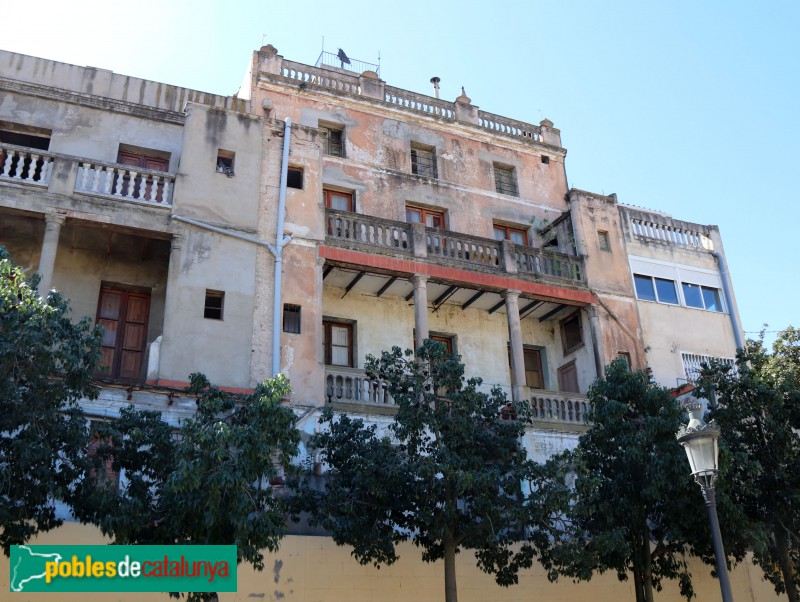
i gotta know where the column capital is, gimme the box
[503,289,521,300]
[44,211,67,227]
[412,273,429,285]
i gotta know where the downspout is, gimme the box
[711,251,744,350]
[273,118,292,376]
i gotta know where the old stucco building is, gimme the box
[0,45,758,601]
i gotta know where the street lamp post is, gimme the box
[676,403,734,602]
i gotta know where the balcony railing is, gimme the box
[76,161,174,206]
[0,143,54,186]
[529,390,590,427]
[325,209,586,288]
[325,366,395,406]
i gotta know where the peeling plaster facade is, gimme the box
[0,44,752,600]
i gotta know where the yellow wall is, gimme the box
[1,522,784,601]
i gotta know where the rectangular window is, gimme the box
[287,167,303,189]
[410,144,437,178]
[115,145,170,201]
[87,421,119,490]
[617,352,632,369]
[634,274,678,304]
[204,290,224,320]
[324,189,354,212]
[406,206,445,229]
[323,320,354,367]
[683,283,723,311]
[494,163,518,196]
[598,230,611,252]
[216,149,235,176]
[508,346,546,390]
[493,224,528,246]
[558,361,580,393]
[319,124,344,157]
[561,313,583,354]
[283,304,301,334]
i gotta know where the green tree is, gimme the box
[74,373,300,601]
[547,359,738,602]
[299,341,568,602]
[0,247,102,554]
[698,327,800,602]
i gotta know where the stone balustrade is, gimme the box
[325,366,395,406]
[426,228,501,268]
[529,390,590,427]
[478,111,541,142]
[0,143,53,186]
[324,209,586,288]
[326,210,413,254]
[76,160,174,206]
[516,247,584,282]
[622,206,713,251]
[384,85,455,120]
[280,60,361,95]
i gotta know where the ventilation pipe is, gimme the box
[272,118,292,376]
[430,76,441,99]
[711,251,744,350]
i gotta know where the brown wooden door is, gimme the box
[96,286,150,382]
[116,150,168,201]
[558,361,580,394]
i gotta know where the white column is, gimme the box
[37,212,66,295]
[413,274,429,350]
[504,290,526,402]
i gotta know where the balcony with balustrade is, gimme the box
[0,141,174,234]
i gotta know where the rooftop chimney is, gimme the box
[430,76,441,99]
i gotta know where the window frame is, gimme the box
[319,124,345,157]
[682,282,723,312]
[324,189,354,212]
[216,149,235,176]
[560,312,584,355]
[493,224,529,246]
[598,230,611,252]
[493,163,519,197]
[204,290,225,320]
[283,304,301,334]
[633,273,679,305]
[410,143,437,179]
[406,205,446,229]
[287,167,303,189]
[323,319,354,368]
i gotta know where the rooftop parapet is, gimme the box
[255,45,562,149]
[620,204,715,251]
[0,49,249,118]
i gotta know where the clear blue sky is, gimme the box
[3,0,797,343]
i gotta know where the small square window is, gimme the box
[494,163,518,196]
[701,286,722,312]
[561,313,583,355]
[283,304,301,334]
[598,230,611,252]
[541,155,550,164]
[410,143,437,178]
[682,282,704,309]
[654,278,679,304]
[320,124,344,157]
[216,150,235,176]
[634,274,657,301]
[204,290,224,320]
[287,167,303,189]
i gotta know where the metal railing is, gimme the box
[315,51,379,76]
[0,143,54,186]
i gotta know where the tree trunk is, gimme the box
[641,521,654,602]
[774,522,799,602]
[444,536,458,602]
[633,567,646,602]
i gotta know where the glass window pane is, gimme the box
[682,283,704,308]
[634,275,656,301]
[426,214,442,228]
[654,278,678,304]
[702,287,722,312]
[406,209,421,223]
[331,326,349,346]
[331,346,349,366]
[510,231,525,245]
[493,227,506,241]
[330,193,350,211]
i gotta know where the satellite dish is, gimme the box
[337,48,351,65]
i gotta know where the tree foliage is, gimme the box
[0,247,102,554]
[73,373,300,601]
[299,341,568,602]
[547,359,740,602]
[698,327,800,602]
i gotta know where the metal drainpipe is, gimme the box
[272,118,292,376]
[711,251,744,350]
